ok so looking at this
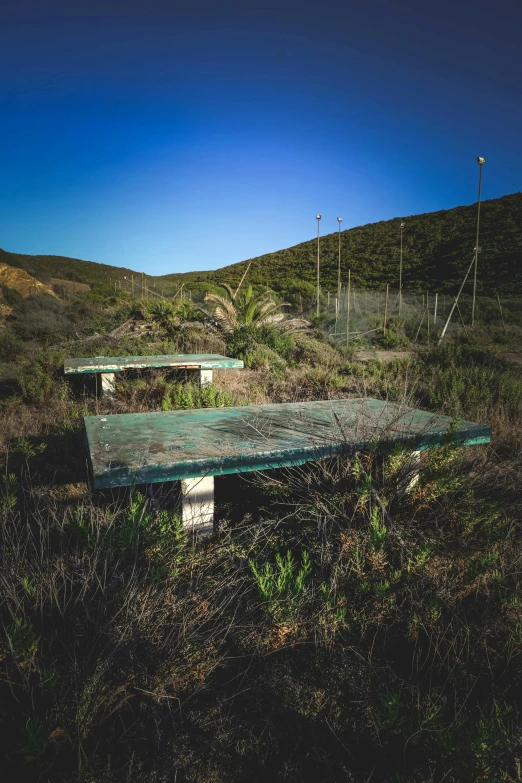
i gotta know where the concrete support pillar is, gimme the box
[402,450,421,494]
[181,476,214,537]
[100,372,116,399]
[200,369,213,386]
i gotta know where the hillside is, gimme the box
[0,248,141,290]
[161,192,522,295]
[0,263,56,299]
[2,192,521,296]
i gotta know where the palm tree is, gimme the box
[204,283,291,334]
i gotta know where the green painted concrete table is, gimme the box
[64,353,244,397]
[84,398,491,536]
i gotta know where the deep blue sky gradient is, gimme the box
[1,0,521,274]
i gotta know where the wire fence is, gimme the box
[318,286,522,347]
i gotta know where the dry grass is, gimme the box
[1,314,522,781]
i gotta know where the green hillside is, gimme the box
[2,192,521,295]
[161,192,522,295]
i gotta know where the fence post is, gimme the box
[497,292,507,333]
[346,270,351,345]
[427,291,430,344]
[383,284,389,335]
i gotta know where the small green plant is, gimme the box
[161,390,172,411]
[466,550,500,582]
[407,543,433,572]
[250,549,312,622]
[118,492,153,552]
[21,716,48,763]
[12,436,47,463]
[319,583,347,630]
[378,688,407,733]
[375,579,391,597]
[1,472,19,513]
[369,506,387,550]
[21,577,36,599]
[8,617,40,662]
[41,666,61,689]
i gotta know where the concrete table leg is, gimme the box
[181,476,214,537]
[200,369,213,386]
[403,450,421,493]
[100,372,116,398]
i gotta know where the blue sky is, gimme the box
[1,0,521,275]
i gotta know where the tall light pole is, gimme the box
[316,214,322,317]
[399,222,405,315]
[471,156,485,327]
[336,217,342,321]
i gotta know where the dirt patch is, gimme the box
[50,278,91,294]
[0,262,56,298]
[354,349,414,363]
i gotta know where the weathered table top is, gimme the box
[64,353,244,374]
[84,398,491,489]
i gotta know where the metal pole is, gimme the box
[336,217,342,321]
[346,269,351,345]
[316,215,322,317]
[433,292,438,324]
[399,222,405,315]
[438,256,476,345]
[497,291,506,333]
[471,157,485,327]
[427,291,430,344]
[383,284,389,335]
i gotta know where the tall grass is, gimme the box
[0,296,521,780]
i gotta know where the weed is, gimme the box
[8,618,39,662]
[21,716,48,763]
[250,549,312,622]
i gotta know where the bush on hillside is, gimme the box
[0,330,23,362]
[0,284,23,306]
[10,294,73,341]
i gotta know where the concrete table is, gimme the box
[84,398,491,536]
[64,353,244,398]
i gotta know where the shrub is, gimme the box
[162,381,235,411]
[374,328,410,349]
[0,284,23,306]
[0,330,23,362]
[17,350,66,404]
[10,294,73,340]
[226,324,295,369]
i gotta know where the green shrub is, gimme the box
[226,324,292,370]
[0,284,23,306]
[250,549,312,622]
[374,328,410,349]
[11,294,73,340]
[164,381,235,410]
[17,351,66,404]
[0,330,23,362]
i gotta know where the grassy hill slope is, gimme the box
[160,192,522,295]
[2,192,521,295]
